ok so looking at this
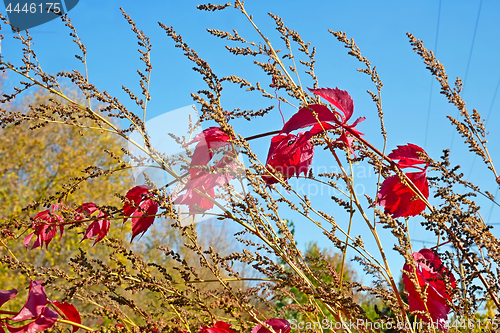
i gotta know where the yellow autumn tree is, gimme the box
[0,80,245,326]
[0,83,135,307]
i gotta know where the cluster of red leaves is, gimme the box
[175,127,235,213]
[377,144,430,218]
[23,186,160,250]
[403,249,456,332]
[24,202,111,250]
[0,280,81,333]
[24,204,66,250]
[75,203,110,245]
[263,87,365,185]
[123,185,159,241]
[251,319,290,333]
[180,319,290,333]
[261,132,314,185]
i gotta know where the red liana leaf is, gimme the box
[281,104,339,134]
[123,186,159,242]
[251,319,291,333]
[403,249,456,332]
[187,127,232,167]
[308,87,354,122]
[123,186,150,223]
[198,321,236,333]
[25,205,65,250]
[82,218,110,245]
[10,281,49,321]
[130,198,159,242]
[377,171,429,218]
[76,203,110,246]
[76,202,99,215]
[0,289,17,308]
[6,306,58,333]
[176,130,236,213]
[388,143,428,169]
[187,127,231,146]
[175,156,235,213]
[52,301,81,332]
[176,186,215,214]
[262,133,314,185]
[281,87,364,158]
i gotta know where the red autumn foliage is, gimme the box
[123,186,159,242]
[175,127,236,213]
[377,144,429,218]
[281,87,365,155]
[175,155,235,213]
[187,127,232,167]
[0,289,18,308]
[377,171,429,218]
[52,302,82,332]
[262,132,314,185]
[387,143,427,168]
[251,319,291,333]
[403,249,456,332]
[75,203,110,246]
[0,280,80,333]
[24,204,65,250]
[5,280,58,333]
[197,321,236,333]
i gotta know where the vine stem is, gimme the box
[57,318,94,331]
[0,310,94,331]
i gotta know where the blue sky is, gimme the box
[2,0,499,278]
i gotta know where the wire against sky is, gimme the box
[423,0,442,149]
[449,0,483,149]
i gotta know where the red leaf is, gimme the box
[175,156,235,213]
[0,289,17,308]
[308,87,354,122]
[251,319,291,333]
[123,186,159,242]
[198,321,236,333]
[187,127,231,146]
[403,249,456,332]
[131,198,159,242]
[388,144,428,169]
[281,104,339,134]
[6,306,58,333]
[76,203,110,246]
[176,186,216,214]
[187,127,232,167]
[262,132,314,185]
[175,129,236,214]
[52,302,81,332]
[377,171,429,218]
[76,202,99,215]
[281,87,364,157]
[82,218,110,245]
[123,186,150,223]
[9,281,49,322]
[24,205,64,250]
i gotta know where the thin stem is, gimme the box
[235,1,307,104]
[143,51,152,123]
[57,318,94,332]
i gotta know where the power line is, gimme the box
[449,0,483,148]
[462,0,483,92]
[486,188,500,225]
[424,0,442,149]
[467,74,500,175]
